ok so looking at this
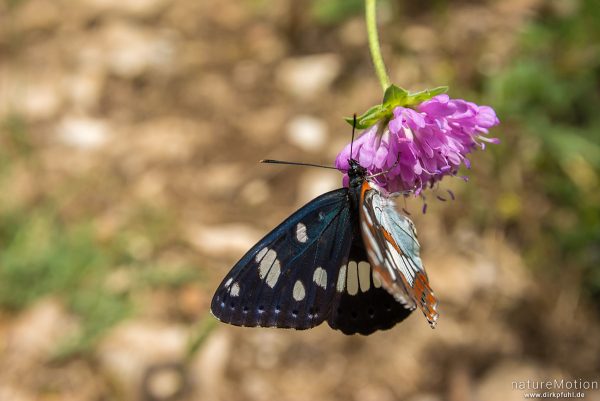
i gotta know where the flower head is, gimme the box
[335,94,499,194]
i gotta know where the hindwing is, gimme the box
[327,240,413,335]
[358,182,439,327]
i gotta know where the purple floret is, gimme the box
[336,94,500,194]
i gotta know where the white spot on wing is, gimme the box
[372,271,382,288]
[358,261,371,292]
[255,247,268,263]
[225,278,233,287]
[295,222,308,243]
[258,249,277,279]
[346,261,359,295]
[293,280,305,301]
[336,265,347,292]
[265,260,281,288]
[313,267,327,289]
[257,248,281,288]
[230,282,240,297]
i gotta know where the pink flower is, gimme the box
[335,94,499,193]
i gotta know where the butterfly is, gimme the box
[210,157,439,335]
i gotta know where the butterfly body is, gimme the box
[211,159,438,335]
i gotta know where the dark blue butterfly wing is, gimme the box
[210,188,354,330]
[327,240,413,335]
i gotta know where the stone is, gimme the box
[276,54,341,100]
[240,179,271,206]
[2,73,64,121]
[190,330,232,401]
[97,320,188,401]
[56,116,109,150]
[100,22,177,78]
[286,115,328,153]
[3,298,79,370]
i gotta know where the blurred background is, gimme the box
[1,0,599,400]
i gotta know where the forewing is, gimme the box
[211,188,354,330]
[359,182,439,327]
[327,241,413,335]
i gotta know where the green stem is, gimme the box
[365,0,390,92]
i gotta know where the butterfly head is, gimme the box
[347,158,368,188]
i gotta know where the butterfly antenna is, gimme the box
[260,159,338,170]
[350,113,357,159]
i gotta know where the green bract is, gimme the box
[345,84,449,129]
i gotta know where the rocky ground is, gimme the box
[0,0,599,400]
